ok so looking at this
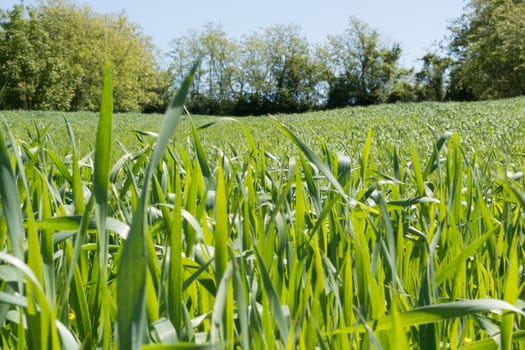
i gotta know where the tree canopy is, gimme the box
[447,0,525,100]
[168,23,335,115]
[168,18,409,115]
[0,0,165,112]
[0,0,524,114]
[324,17,409,107]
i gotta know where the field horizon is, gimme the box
[2,96,525,158]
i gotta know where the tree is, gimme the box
[235,30,271,114]
[325,17,404,107]
[447,0,525,100]
[255,24,327,113]
[388,69,417,103]
[0,0,163,111]
[167,17,412,115]
[168,23,330,115]
[168,23,240,114]
[0,5,42,110]
[415,53,452,101]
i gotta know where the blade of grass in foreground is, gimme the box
[214,159,228,285]
[329,298,525,335]
[0,123,24,261]
[0,252,64,349]
[93,56,114,348]
[253,245,290,343]
[117,61,199,350]
[142,344,224,349]
[0,124,27,348]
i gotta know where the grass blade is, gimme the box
[92,56,114,347]
[330,298,525,335]
[0,124,24,260]
[214,159,228,284]
[117,60,199,349]
[360,126,372,185]
[93,56,113,268]
[253,245,290,343]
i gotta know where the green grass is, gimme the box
[3,97,524,160]
[1,90,525,349]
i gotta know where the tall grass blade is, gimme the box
[94,56,113,266]
[117,60,199,349]
[168,167,183,331]
[214,159,228,284]
[253,245,290,343]
[501,235,519,350]
[231,253,250,350]
[360,126,372,184]
[331,298,525,335]
[191,121,211,180]
[64,117,85,214]
[92,56,114,347]
[0,124,24,260]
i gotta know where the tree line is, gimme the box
[1,0,524,114]
[168,20,413,115]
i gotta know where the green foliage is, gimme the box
[325,17,407,107]
[169,23,331,115]
[2,0,524,116]
[0,0,164,112]
[447,0,525,100]
[415,53,453,101]
[168,18,408,114]
[1,88,525,349]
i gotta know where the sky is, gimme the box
[1,0,467,68]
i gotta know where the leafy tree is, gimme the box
[168,23,330,115]
[167,17,419,115]
[0,5,41,110]
[247,24,328,113]
[388,69,417,103]
[168,23,240,114]
[415,53,452,101]
[235,30,271,114]
[325,17,404,107]
[447,0,525,100]
[0,0,163,111]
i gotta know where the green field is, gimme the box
[1,96,525,349]
[3,97,524,158]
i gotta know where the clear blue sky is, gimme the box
[2,0,467,68]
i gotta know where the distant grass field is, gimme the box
[3,97,525,160]
[1,96,525,349]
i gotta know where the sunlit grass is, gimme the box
[1,74,525,349]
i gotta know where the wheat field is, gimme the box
[1,66,525,349]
